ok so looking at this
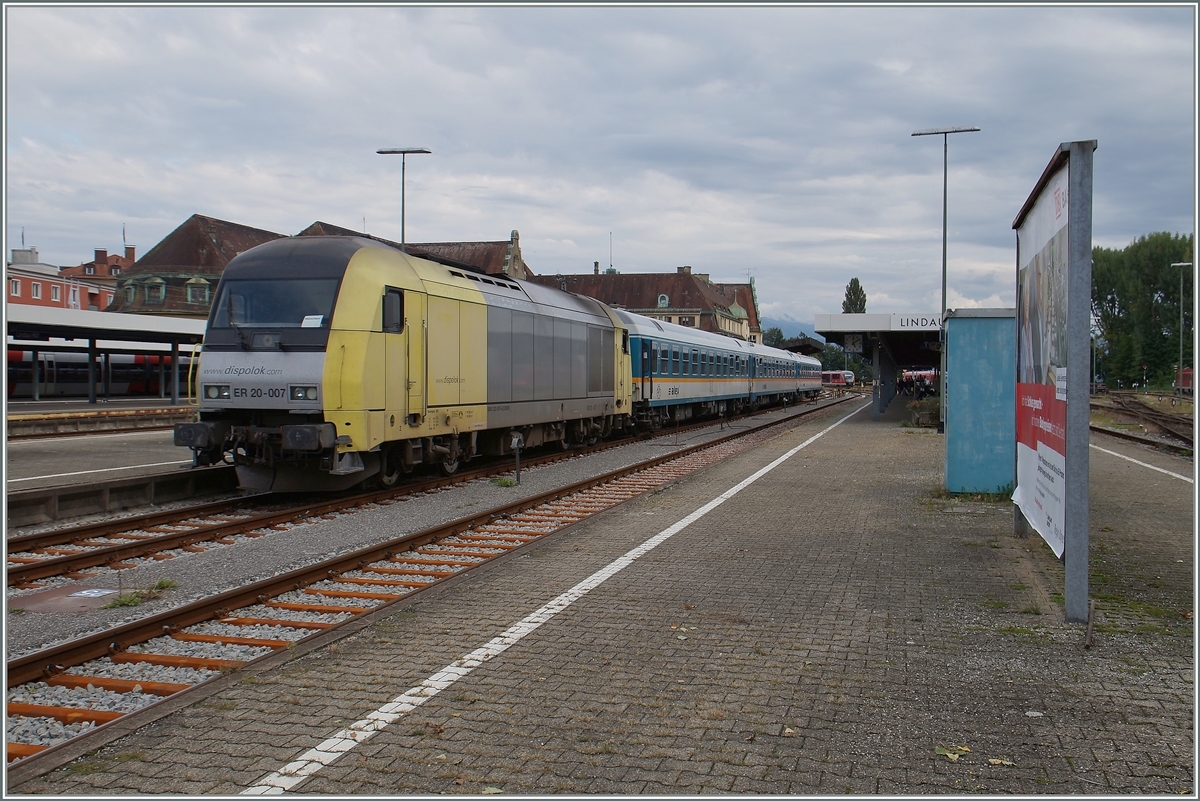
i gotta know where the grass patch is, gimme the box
[1134,623,1172,635]
[1009,583,1029,591]
[8,608,24,615]
[1020,605,1043,615]
[491,477,518,488]
[63,760,107,776]
[981,599,1009,609]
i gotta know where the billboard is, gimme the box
[1013,166,1070,555]
[1012,141,1095,625]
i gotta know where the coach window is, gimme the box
[622,330,629,355]
[672,346,680,375]
[692,349,699,375]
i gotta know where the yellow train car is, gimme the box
[176,237,631,491]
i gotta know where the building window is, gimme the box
[657,294,670,308]
[679,316,695,327]
[31,282,42,300]
[52,285,61,302]
[124,285,135,305]
[145,278,166,304]
[104,293,113,307]
[185,278,210,304]
[84,265,95,275]
[10,278,20,297]
[69,287,79,308]
[111,267,120,276]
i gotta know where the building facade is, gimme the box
[105,215,284,317]
[528,264,763,343]
[6,247,116,311]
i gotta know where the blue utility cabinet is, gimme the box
[944,309,1016,493]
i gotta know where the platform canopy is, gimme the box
[813,313,941,367]
[6,305,205,348]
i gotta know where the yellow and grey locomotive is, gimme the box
[175,237,632,491]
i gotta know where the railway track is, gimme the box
[1089,425,1194,457]
[6,399,838,589]
[5,397,855,773]
[1091,395,1193,448]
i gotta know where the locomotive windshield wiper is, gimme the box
[226,293,251,350]
[229,321,251,350]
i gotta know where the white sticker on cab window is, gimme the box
[301,315,324,328]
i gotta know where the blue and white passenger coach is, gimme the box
[616,310,821,429]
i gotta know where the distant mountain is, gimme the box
[758,316,822,343]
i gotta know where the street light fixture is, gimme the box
[377,147,432,246]
[912,125,980,430]
[1172,261,1192,393]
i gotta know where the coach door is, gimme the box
[640,340,653,401]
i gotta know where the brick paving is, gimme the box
[11,399,1193,795]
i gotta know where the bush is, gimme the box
[907,398,939,427]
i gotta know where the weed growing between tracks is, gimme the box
[102,578,177,608]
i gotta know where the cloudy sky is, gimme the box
[5,5,1195,333]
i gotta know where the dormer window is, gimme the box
[145,277,166,304]
[84,266,95,275]
[111,267,120,276]
[185,277,210,304]
[657,294,669,308]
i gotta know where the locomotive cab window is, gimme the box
[383,288,404,333]
[212,278,340,328]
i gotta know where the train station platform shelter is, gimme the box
[6,305,205,404]
[813,313,941,421]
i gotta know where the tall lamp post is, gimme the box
[377,147,431,246]
[912,125,980,432]
[1172,261,1192,393]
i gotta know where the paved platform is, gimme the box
[10,399,1193,794]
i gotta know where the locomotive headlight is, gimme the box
[290,385,319,401]
[204,384,231,400]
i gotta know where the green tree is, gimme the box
[842,278,866,314]
[762,327,785,347]
[1092,232,1193,389]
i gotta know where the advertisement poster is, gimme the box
[1013,165,1069,557]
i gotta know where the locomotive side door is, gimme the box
[383,287,407,424]
[405,290,427,425]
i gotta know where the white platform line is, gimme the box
[6,460,192,484]
[1090,444,1193,484]
[240,402,870,794]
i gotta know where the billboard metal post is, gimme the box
[1064,141,1094,625]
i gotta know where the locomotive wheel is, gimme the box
[379,446,403,487]
[438,455,461,476]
